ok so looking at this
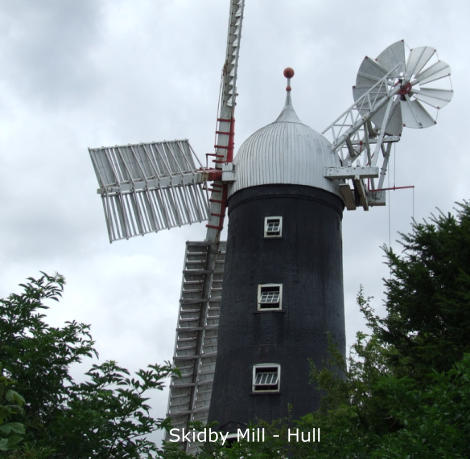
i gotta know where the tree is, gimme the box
[0,272,176,457]
[380,202,470,380]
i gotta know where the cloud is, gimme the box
[0,0,103,109]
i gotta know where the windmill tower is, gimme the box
[208,69,346,431]
[88,0,453,449]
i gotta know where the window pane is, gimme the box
[266,221,280,233]
[260,290,280,303]
[255,369,278,386]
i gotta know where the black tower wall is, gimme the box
[208,184,345,430]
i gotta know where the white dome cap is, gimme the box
[229,75,341,198]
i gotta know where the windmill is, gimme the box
[88,0,452,450]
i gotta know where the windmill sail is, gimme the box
[166,241,226,453]
[89,140,209,242]
[205,0,245,241]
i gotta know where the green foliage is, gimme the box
[380,202,470,380]
[51,360,175,457]
[0,370,25,452]
[0,272,176,457]
[372,354,470,458]
[0,273,95,451]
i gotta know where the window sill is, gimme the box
[253,310,286,314]
[251,391,281,395]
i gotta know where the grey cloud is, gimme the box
[0,0,103,108]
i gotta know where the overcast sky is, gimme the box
[1,0,469,444]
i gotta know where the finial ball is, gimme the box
[283,67,295,79]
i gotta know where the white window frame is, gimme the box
[252,363,281,393]
[264,216,283,238]
[257,284,283,311]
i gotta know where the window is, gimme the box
[257,284,282,311]
[252,364,281,393]
[264,216,282,238]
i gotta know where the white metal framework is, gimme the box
[89,140,209,241]
[322,40,453,211]
[257,284,282,311]
[264,216,283,238]
[166,242,226,433]
[252,364,281,393]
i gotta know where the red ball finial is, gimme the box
[283,67,295,79]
